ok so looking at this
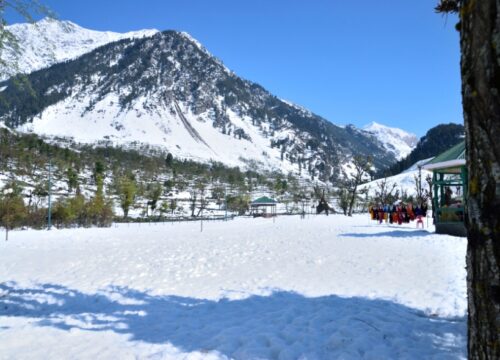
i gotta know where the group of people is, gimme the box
[369,203,428,226]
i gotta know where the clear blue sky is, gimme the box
[8,0,461,137]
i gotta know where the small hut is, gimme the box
[250,196,277,217]
[423,141,467,237]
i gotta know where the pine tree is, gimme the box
[66,167,78,194]
[165,153,174,168]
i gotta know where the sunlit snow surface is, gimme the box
[363,122,418,161]
[0,215,466,359]
[1,18,158,81]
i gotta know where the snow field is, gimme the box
[0,215,467,359]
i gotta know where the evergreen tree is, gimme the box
[165,153,174,168]
[115,175,137,218]
[66,167,78,193]
[0,182,27,240]
[93,160,105,191]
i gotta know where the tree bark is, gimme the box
[347,186,357,217]
[459,0,500,357]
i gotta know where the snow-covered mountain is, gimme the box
[0,20,400,180]
[363,122,418,160]
[0,18,158,81]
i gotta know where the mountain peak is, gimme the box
[364,121,381,128]
[362,122,418,160]
[1,18,158,81]
[35,17,79,29]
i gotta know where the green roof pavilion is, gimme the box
[250,196,277,217]
[423,140,467,237]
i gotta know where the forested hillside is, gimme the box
[0,128,314,230]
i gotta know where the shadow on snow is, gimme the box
[0,282,465,359]
[341,230,434,238]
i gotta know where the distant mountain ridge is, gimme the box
[363,122,418,160]
[0,18,158,81]
[0,19,411,181]
[383,123,465,177]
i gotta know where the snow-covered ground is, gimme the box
[0,215,467,359]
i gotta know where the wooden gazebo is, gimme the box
[250,196,277,217]
[423,141,467,237]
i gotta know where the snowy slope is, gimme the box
[0,26,396,179]
[18,96,296,172]
[363,121,418,160]
[359,167,433,200]
[0,18,158,81]
[0,215,466,359]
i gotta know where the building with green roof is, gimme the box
[423,140,466,236]
[250,196,277,217]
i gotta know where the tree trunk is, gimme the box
[347,186,357,216]
[459,0,500,357]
